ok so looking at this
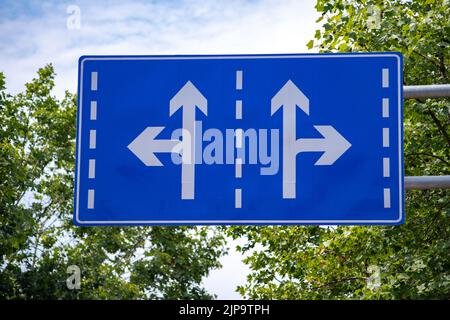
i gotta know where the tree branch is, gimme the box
[425,108,450,149]
[314,277,366,289]
[407,152,450,167]
[437,52,448,80]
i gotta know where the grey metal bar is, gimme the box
[402,85,450,189]
[405,175,450,190]
[404,84,450,99]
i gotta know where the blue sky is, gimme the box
[0,0,318,299]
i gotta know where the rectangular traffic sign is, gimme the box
[74,53,404,226]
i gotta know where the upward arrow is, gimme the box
[271,80,351,199]
[170,81,207,116]
[169,81,208,200]
[271,80,310,199]
[271,80,309,116]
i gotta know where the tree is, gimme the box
[0,65,226,299]
[228,0,449,299]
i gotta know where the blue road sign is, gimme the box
[74,53,404,226]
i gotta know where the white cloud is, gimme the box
[0,0,318,98]
[0,0,318,299]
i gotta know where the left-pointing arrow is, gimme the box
[128,126,181,166]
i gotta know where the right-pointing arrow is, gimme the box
[296,125,352,165]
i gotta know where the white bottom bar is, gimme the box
[383,188,391,208]
[235,188,242,208]
[87,189,95,209]
[383,157,390,178]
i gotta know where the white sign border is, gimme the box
[75,53,403,225]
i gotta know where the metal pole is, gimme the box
[405,175,450,190]
[404,84,450,99]
[402,85,450,189]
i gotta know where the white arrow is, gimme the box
[271,80,309,199]
[296,125,351,165]
[128,126,180,167]
[170,81,207,200]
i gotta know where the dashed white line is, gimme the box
[88,159,96,179]
[382,68,391,210]
[90,101,97,120]
[235,188,242,208]
[91,72,98,91]
[235,100,242,119]
[87,189,95,209]
[382,128,390,147]
[235,158,242,178]
[236,70,243,90]
[235,70,244,208]
[383,188,391,208]
[89,129,97,149]
[382,68,389,88]
[382,98,389,118]
[235,129,243,149]
[383,157,390,178]
[87,73,97,210]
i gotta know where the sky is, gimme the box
[0,0,318,299]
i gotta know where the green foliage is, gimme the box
[227,0,449,299]
[0,65,226,299]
